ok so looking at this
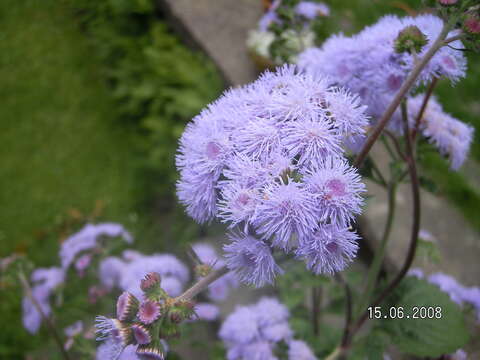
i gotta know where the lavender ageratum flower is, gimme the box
[281,117,342,165]
[253,297,289,327]
[288,340,317,360]
[60,223,132,269]
[298,14,466,134]
[98,252,190,299]
[224,233,282,287]
[295,2,329,19]
[22,267,65,334]
[242,341,278,360]
[408,95,474,170]
[296,225,359,275]
[220,297,310,360]
[177,65,367,281]
[258,0,281,32]
[194,303,221,321]
[407,267,425,279]
[219,306,260,345]
[303,156,365,226]
[254,178,318,249]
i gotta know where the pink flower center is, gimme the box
[326,179,346,198]
[387,74,403,92]
[235,193,250,207]
[326,242,339,253]
[442,56,456,70]
[206,141,221,160]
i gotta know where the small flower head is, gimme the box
[288,340,317,360]
[296,225,359,275]
[394,25,428,54]
[194,303,220,321]
[136,342,165,360]
[464,15,480,35]
[224,233,283,287]
[138,300,161,325]
[254,178,318,249]
[140,272,162,292]
[438,0,458,5]
[116,292,139,322]
[303,156,365,226]
[131,323,152,345]
[219,306,260,345]
[295,2,330,19]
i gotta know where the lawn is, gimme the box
[0,0,147,264]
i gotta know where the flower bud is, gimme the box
[138,300,161,325]
[194,263,212,277]
[136,341,165,360]
[131,323,152,345]
[464,15,480,34]
[140,272,167,301]
[116,292,139,322]
[394,25,428,54]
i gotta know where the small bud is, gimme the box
[394,25,428,54]
[194,264,212,277]
[116,292,139,322]
[131,323,152,345]
[138,300,161,325]
[464,15,480,34]
[115,321,135,346]
[140,272,161,292]
[140,272,167,302]
[136,342,165,360]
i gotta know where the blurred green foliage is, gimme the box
[67,0,224,198]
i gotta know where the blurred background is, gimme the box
[0,0,479,358]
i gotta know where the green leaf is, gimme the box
[380,277,469,357]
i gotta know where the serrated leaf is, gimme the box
[380,277,469,357]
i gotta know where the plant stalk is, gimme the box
[175,265,229,302]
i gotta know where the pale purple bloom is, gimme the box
[195,303,220,321]
[64,321,83,337]
[261,322,293,342]
[298,14,467,137]
[177,65,367,281]
[220,306,260,345]
[296,225,359,275]
[22,267,65,334]
[408,95,474,170]
[220,297,309,360]
[99,252,190,299]
[224,234,282,287]
[242,341,278,360]
[253,297,290,327]
[254,178,318,249]
[303,156,365,226]
[295,2,329,19]
[449,349,467,360]
[258,0,281,32]
[60,223,132,269]
[407,268,425,279]
[288,340,317,360]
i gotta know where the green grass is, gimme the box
[0,0,146,263]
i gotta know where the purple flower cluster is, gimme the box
[22,222,133,334]
[259,1,329,31]
[22,267,65,334]
[96,272,195,360]
[176,65,367,285]
[219,297,317,360]
[407,95,474,170]
[298,14,467,139]
[408,269,480,321]
[60,223,133,270]
[99,251,190,299]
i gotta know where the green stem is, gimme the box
[356,181,397,316]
